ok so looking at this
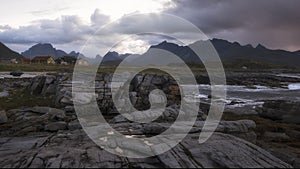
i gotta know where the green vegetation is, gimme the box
[0,63,74,72]
[0,61,299,75]
[0,87,3,93]
[0,88,55,110]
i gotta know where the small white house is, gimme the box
[10,59,18,64]
[76,58,90,66]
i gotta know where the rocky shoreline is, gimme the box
[0,105,290,168]
[0,72,300,168]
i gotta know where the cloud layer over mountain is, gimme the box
[166,0,300,51]
[0,0,299,56]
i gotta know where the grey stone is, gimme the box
[44,84,56,94]
[149,89,167,106]
[151,75,166,85]
[27,107,65,121]
[45,75,56,84]
[30,106,52,114]
[68,120,82,130]
[30,76,46,95]
[45,122,67,131]
[64,106,74,112]
[0,111,8,124]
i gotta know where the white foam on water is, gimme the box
[195,84,282,92]
[226,97,264,108]
[194,94,208,99]
[277,74,300,79]
[0,73,41,79]
[288,83,300,90]
[181,84,293,108]
[227,101,264,108]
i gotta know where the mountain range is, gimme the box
[21,43,85,59]
[99,39,300,67]
[0,39,300,68]
[0,42,23,60]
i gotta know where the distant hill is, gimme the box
[99,52,132,66]
[143,39,300,68]
[0,42,23,60]
[202,39,300,67]
[98,39,300,68]
[21,43,85,59]
[1,39,300,68]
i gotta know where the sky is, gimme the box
[0,0,299,57]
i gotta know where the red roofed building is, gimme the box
[31,56,55,64]
[21,57,31,63]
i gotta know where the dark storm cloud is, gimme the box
[166,0,300,51]
[0,16,90,44]
[0,10,110,45]
[1,1,299,54]
[103,13,199,35]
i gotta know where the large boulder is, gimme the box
[258,100,300,124]
[29,75,58,95]
[29,76,46,95]
[68,120,82,131]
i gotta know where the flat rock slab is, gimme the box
[0,130,291,168]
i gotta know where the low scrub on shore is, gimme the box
[0,88,55,110]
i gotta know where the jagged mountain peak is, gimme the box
[256,44,267,50]
[0,42,23,60]
[149,41,183,51]
[21,43,85,59]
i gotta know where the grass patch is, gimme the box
[1,63,299,75]
[0,88,55,110]
[0,63,74,72]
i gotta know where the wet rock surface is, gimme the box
[1,72,300,168]
[0,125,291,168]
[0,103,292,168]
[0,107,70,136]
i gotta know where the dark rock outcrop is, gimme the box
[1,107,68,136]
[0,73,297,168]
[258,100,300,124]
[0,104,290,168]
[0,130,291,168]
